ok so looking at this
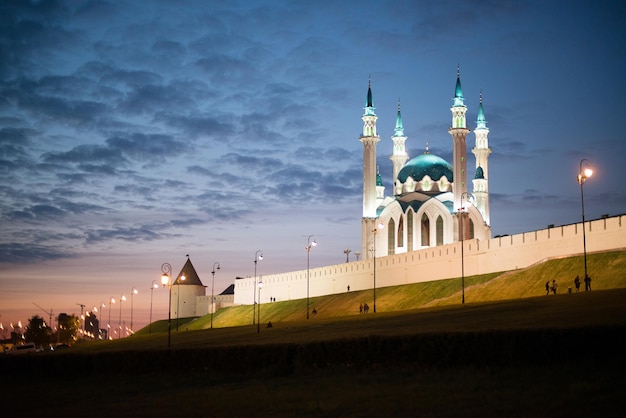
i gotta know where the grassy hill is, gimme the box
[140,250,626,333]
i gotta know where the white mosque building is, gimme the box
[361,68,491,262]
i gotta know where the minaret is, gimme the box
[360,79,380,259]
[472,91,491,225]
[390,99,409,195]
[448,66,470,213]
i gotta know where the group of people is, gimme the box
[359,303,370,313]
[546,274,591,295]
[574,274,592,291]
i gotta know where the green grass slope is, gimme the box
[137,250,626,334]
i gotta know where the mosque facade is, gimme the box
[361,69,492,262]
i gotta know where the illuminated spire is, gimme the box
[394,98,404,136]
[364,75,375,116]
[453,64,464,107]
[476,90,487,129]
[425,137,430,154]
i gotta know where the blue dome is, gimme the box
[397,153,453,183]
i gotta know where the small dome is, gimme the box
[397,153,453,183]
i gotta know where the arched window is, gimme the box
[387,218,395,256]
[407,209,414,252]
[421,213,430,247]
[436,215,444,246]
[397,215,404,247]
[469,218,475,239]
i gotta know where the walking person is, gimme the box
[584,275,592,291]
[545,281,550,295]
[574,275,580,292]
[551,279,558,294]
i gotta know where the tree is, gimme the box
[57,313,80,345]
[25,315,52,347]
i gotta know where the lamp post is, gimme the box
[459,192,470,305]
[130,287,138,333]
[354,251,360,261]
[306,235,317,319]
[160,263,172,349]
[149,281,158,334]
[99,302,105,339]
[257,279,264,333]
[577,159,593,283]
[343,247,351,263]
[108,296,115,340]
[372,221,384,313]
[253,250,263,325]
[175,273,186,331]
[118,294,126,339]
[211,262,221,329]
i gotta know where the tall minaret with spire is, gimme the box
[390,99,409,195]
[472,91,491,225]
[448,66,470,214]
[360,79,381,259]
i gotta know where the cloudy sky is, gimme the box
[1,0,624,333]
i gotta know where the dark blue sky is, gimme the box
[1,0,624,330]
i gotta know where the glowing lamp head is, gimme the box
[311,240,317,247]
[258,254,264,261]
[584,167,593,178]
[161,273,170,287]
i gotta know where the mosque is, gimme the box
[360,68,491,261]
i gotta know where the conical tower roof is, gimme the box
[175,257,205,286]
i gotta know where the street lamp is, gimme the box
[343,247,351,263]
[354,251,361,261]
[372,221,384,313]
[118,294,126,339]
[577,159,593,284]
[306,235,317,319]
[175,272,186,331]
[108,297,115,340]
[161,263,172,349]
[253,250,263,325]
[149,281,158,334]
[211,262,221,329]
[257,279,264,333]
[459,192,471,305]
[130,287,138,333]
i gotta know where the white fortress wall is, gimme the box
[234,215,626,305]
